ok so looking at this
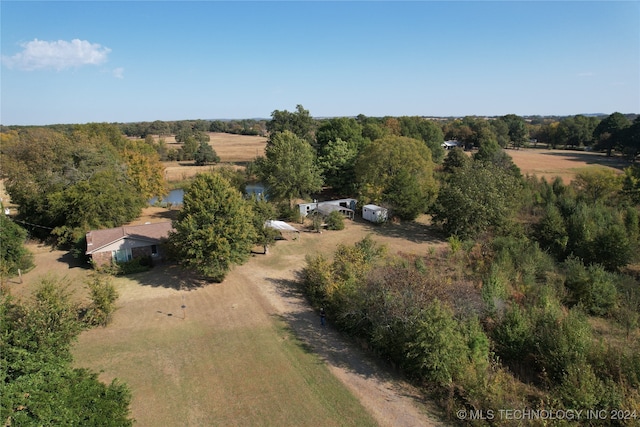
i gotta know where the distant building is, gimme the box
[441,140,460,150]
[298,198,357,220]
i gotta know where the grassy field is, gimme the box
[12,136,636,427]
[71,257,379,426]
[162,132,267,182]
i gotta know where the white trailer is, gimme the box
[362,204,388,223]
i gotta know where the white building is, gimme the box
[362,204,388,223]
[298,198,357,220]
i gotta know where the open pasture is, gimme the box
[162,132,267,182]
[506,148,629,183]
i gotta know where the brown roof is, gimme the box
[86,222,174,255]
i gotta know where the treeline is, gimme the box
[118,118,268,138]
[0,123,167,247]
[301,145,640,425]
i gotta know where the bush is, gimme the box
[85,274,119,326]
[563,256,617,316]
[325,211,345,230]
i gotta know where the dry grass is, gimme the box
[160,132,267,182]
[507,148,629,183]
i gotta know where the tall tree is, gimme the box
[266,104,315,143]
[315,117,364,151]
[500,114,529,148]
[169,173,256,282]
[594,112,631,156]
[255,131,323,206]
[0,214,34,278]
[430,161,523,239]
[1,278,133,426]
[318,138,359,195]
[620,117,640,161]
[398,117,445,163]
[355,136,438,219]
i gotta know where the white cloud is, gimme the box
[2,39,111,71]
[577,71,595,77]
[112,67,124,79]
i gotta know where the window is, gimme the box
[112,248,132,263]
[151,245,158,255]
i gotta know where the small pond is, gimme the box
[149,184,267,206]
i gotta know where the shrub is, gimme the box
[325,211,345,230]
[85,274,119,326]
[563,257,617,316]
[404,299,468,385]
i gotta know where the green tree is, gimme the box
[442,147,471,174]
[318,138,359,195]
[500,114,529,148]
[248,195,279,254]
[266,104,315,143]
[255,130,323,206]
[180,136,199,161]
[326,210,345,230]
[1,125,163,245]
[385,168,429,220]
[405,299,468,385]
[194,141,220,166]
[84,274,119,326]
[430,162,523,239]
[557,115,598,149]
[398,116,446,163]
[593,112,631,156]
[315,117,364,151]
[355,136,438,218]
[169,173,256,282]
[0,215,34,278]
[573,167,623,204]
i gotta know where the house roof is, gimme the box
[265,220,299,232]
[86,221,174,255]
[363,204,387,212]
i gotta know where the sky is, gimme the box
[1,1,639,125]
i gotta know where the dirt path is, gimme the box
[242,264,447,427]
[238,218,449,427]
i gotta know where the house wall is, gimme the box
[90,241,168,268]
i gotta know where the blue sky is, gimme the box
[1,1,638,125]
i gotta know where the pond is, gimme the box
[149,183,267,206]
[149,189,184,206]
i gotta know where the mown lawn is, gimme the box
[72,268,377,427]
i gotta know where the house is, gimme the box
[298,198,357,220]
[362,204,388,223]
[441,140,460,150]
[85,221,174,268]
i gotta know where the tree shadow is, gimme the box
[124,263,211,290]
[353,217,447,244]
[263,273,435,418]
[542,151,631,171]
[56,251,92,270]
